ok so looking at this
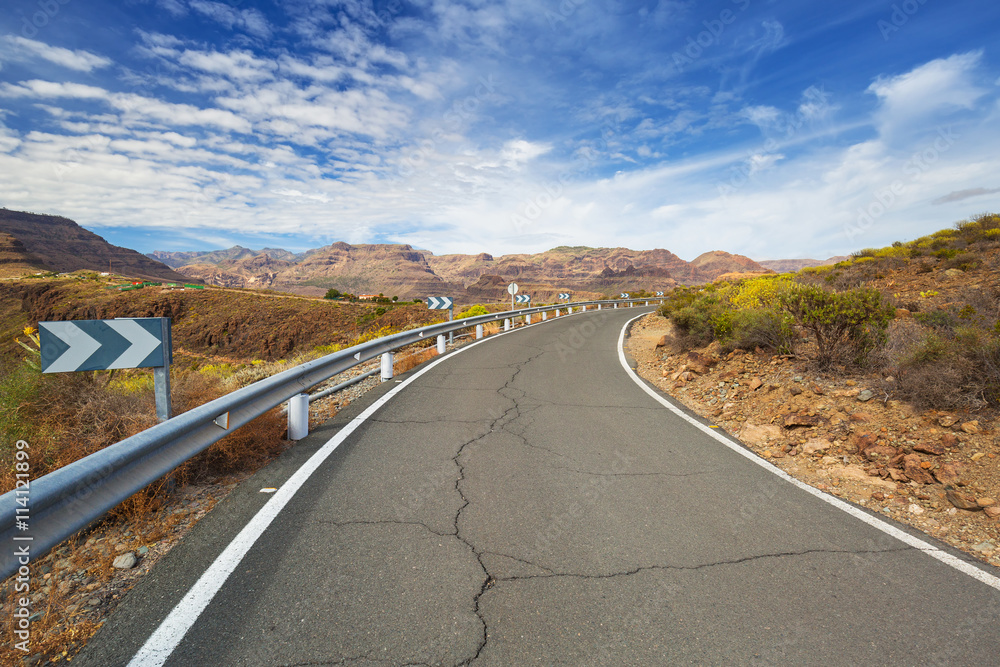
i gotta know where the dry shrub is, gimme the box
[394,347,438,375]
[883,317,1000,410]
[169,369,290,484]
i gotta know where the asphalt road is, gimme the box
[79,307,1000,666]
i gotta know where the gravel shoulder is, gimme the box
[626,312,1000,570]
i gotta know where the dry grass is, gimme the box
[394,346,439,375]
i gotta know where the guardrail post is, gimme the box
[504,318,511,331]
[555,309,560,317]
[437,334,446,354]
[614,303,618,309]
[597,304,601,310]
[381,352,393,382]
[476,324,483,339]
[288,393,309,440]
[542,311,547,321]
[645,301,649,306]
[526,313,532,324]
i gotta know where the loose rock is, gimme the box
[946,488,982,511]
[934,464,962,486]
[801,438,832,455]
[903,454,935,485]
[739,423,783,445]
[913,442,945,456]
[113,552,137,570]
[961,421,980,435]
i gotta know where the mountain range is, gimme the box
[0,209,844,301]
[149,243,781,299]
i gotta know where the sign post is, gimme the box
[39,317,173,421]
[427,296,455,344]
[507,282,518,311]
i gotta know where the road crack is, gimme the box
[495,547,917,583]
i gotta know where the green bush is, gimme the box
[718,308,795,354]
[779,284,894,367]
[658,287,726,347]
[455,304,489,319]
[0,362,40,447]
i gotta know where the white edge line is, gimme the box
[616,313,1000,592]
[129,324,525,666]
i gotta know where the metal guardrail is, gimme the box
[1,298,660,579]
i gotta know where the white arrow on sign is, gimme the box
[427,296,454,310]
[105,319,163,369]
[41,322,102,373]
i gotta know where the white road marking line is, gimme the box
[128,320,527,666]
[617,313,1000,592]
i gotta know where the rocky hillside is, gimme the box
[690,251,771,280]
[149,246,303,268]
[169,242,465,298]
[0,209,190,282]
[757,256,848,273]
[424,246,700,287]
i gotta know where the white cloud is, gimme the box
[178,49,276,81]
[500,139,550,167]
[0,80,253,133]
[156,0,187,17]
[869,51,987,137]
[1,80,109,100]
[189,0,273,39]
[742,105,781,129]
[1,36,112,72]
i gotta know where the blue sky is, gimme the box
[1,0,999,261]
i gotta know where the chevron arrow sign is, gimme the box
[40,318,168,373]
[426,296,454,310]
[515,294,531,304]
[656,291,665,297]
[558,293,570,300]
[620,293,630,298]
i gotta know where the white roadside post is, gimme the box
[542,311,547,321]
[476,324,483,339]
[381,352,393,382]
[437,334,446,355]
[504,318,511,331]
[288,394,309,440]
